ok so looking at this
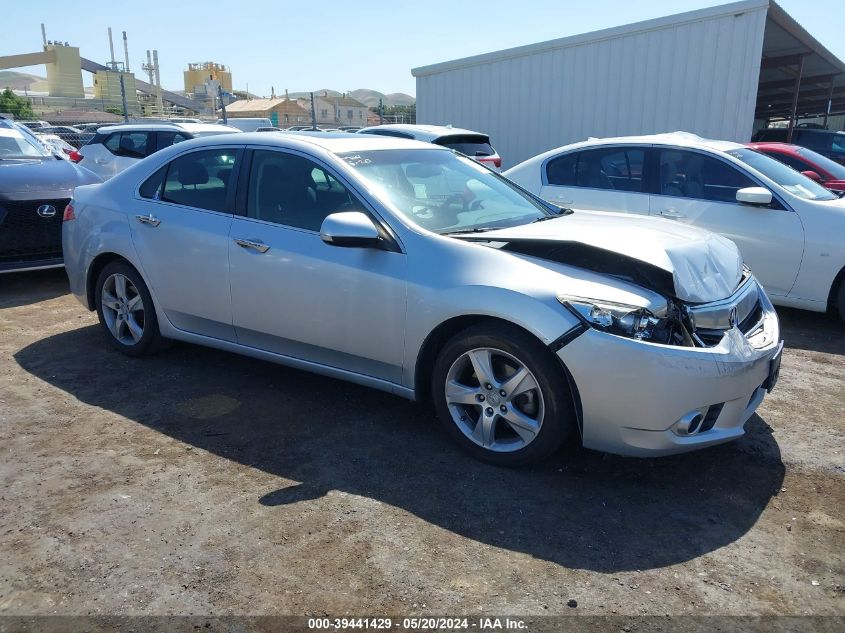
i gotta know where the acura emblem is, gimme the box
[36,204,57,218]
[728,306,738,328]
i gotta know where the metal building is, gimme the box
[412,0,845,168]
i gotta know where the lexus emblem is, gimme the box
[36,204,57,218]
[728,306,738,328]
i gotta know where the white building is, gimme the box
[412,0,845,167]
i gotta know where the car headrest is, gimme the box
[178,161,209,186]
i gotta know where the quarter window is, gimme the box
[159,149,239,212]
[247,150,357,231]
[546,148,645,192]
[658,150,755,203]
[156,131,191,151]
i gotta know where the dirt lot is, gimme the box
[0,269,843,619]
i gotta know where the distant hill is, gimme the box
[285,88,414,108]
[0,70,49,92]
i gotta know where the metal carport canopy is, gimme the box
[756,1,845,126]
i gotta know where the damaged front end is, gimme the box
[558,266,773,353]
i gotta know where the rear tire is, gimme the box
[431,322,575,467]
[95,261,165,356]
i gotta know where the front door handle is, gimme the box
[656,209,686,220]
[136,213,161,227]
[234,238,270,253]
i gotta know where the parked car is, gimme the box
[255,126,282,132]
[746,142,845,193]
[358,124,502,170]
[63,133,782,466]
[218,118,272,132]
[285,126,311,131]
[751,127,845,165]
[40,125,86,148]
[17,120,51,131]
[0,118,101,273]
[35,133,76,157]
[340,126,362,133]
[505,132,845,319]
[73,122,240,179]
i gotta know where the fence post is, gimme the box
[119,74,129,123]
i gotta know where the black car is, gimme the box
[0,118,101,273]
[751,127,845,165]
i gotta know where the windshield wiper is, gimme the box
[441,226,498,235]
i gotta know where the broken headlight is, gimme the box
[557,295,697,347]
[558,295,663,340]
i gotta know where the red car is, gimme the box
[746,142,845,192]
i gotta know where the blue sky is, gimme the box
[2,0,843,97]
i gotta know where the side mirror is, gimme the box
[736,186,773,206]
[320,211,381,248]
[801,170,822,182]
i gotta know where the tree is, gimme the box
[0,88,34,120]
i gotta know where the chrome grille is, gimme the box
[0,198,69,264]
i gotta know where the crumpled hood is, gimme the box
[476,210,743,303]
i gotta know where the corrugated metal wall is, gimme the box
[414,5,768,168]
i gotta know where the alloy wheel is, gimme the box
[444,347,545,452]
[100,273,146,346]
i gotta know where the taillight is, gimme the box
[68,150,83,163]
[492,156,502,168]
[63,202,76,221]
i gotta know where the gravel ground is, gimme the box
[0,269,843,619]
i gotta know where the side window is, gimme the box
[156,131,191,152]
[550,148,646,191]
[247,150,357,231]
[831,134,845,154]
[139,165,167,199]
[104,132,150,158]
[595,149,644,192]
[545,153,578,186]
[795,131,831,152]
[160,149,239,212]
[659,150,755,203]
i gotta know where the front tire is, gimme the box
[431,322,575,467]
[95,261,163,356]
[837,280,845,323]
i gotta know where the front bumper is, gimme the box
[558,287,781,457]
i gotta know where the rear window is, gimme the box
[435,134,495,157]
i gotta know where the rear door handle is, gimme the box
[136,213,161,227]
[234,238,270,253]
[95,158,108,165]
[656,209,686,219]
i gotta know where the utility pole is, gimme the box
[119,73,129,122]
[218,85,227,124]
[310,92,317,130]
[378,98,383,125]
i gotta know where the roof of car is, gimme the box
[515,131,746,166]
[173,130,441,154]
[360,124,489,142]
[745,142,801,152]
[96,122,239,134]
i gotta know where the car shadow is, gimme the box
[0,268,69,309]
[776,307,844,356]
[14,325,786,573]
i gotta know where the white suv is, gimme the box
[505,132,845,319]
[72,122,239,179]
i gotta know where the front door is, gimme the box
[130,147,242,340]
[650,148,804,298]
[228,149,407,383]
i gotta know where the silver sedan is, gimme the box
[62,133,782,466]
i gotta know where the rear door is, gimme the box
[538,146,650,214]
[130,146,242,340]
[649,147,804,297]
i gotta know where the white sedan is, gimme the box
[505,132,845,319]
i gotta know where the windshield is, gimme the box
[795,147,845,180]
[726,148,836,201]
[339,149,555,234]
[0,127,51,159]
